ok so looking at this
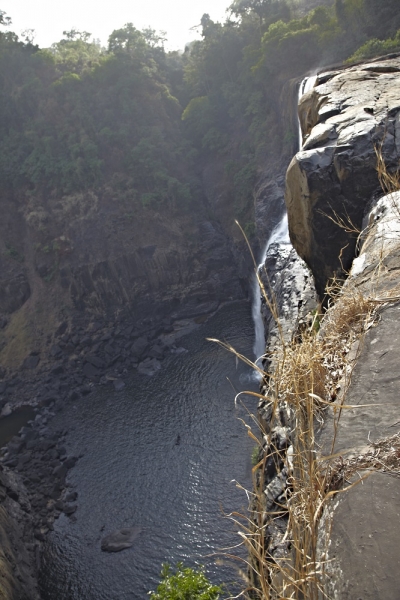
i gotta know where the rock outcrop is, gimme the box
[317,190,400,599]
[255,57,400,599]
[286,54,400,296]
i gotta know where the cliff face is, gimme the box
[0,188,247,349]
[254,55,400,599]
[286,54,400,295]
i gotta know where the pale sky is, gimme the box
[1,0,232,51]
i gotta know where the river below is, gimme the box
[39,300,259,599]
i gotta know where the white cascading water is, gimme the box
[298,75,317,149]
[252,214,290,362]
[252,74,317,368]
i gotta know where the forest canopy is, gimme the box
[0,0,399,228]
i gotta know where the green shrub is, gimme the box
[251,445,260,466]
[4,242,24,262]
[346,29,400,63]
[149,563,222,600]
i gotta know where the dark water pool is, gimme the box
[40,301,259,599]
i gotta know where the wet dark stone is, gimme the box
[63,503,77,516]
[130,337,148,359]
[65,491,78,502]
[23,355,40,370]
[148,345,164,359]
[113,379,125,392]
[50,345,62,358]
[8,439,25,454]
[82,363,101,381]
[85,355,105,369]
[25,439,39,451]
[63,456,78,469]
[52,464,67,479]
[41,394,58,406]
[7,488,19,501]
[56,322,68,336]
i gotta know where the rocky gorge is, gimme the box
[1,40,400,600]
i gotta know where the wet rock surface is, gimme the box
[286,54,400,295]
[251,238,317,576]
[259,242,317,359]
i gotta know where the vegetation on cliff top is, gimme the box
[1,0,400,248]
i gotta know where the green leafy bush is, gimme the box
[346,29,400,63]
[149,563,222,600]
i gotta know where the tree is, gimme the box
[0,9,11,26]
[50,31,102,74]
[229,0,290,26]
[108,23,147,55]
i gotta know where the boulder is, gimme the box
[82,362,101,381]
[113,379,125,391]
[1,403,12,417]
[85,355,105,369]
[286,57,400,295]
[137,358,161,376]
[130,337,148,359]
[22,355,40,370]
[101,527,141,552]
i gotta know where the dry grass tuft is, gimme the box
[375,144,400,196]
[326,431,400,491]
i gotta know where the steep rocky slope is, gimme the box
[254,54,400,598]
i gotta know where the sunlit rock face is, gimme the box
[285,56,400,296]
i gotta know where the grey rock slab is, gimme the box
[320,303,400,456]
[101,527,141,552]
[328,472,400,600]
[318,298,400,597]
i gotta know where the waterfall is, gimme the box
[252,215,290,362]
[298,75,317,149]
[252,75,317,368]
